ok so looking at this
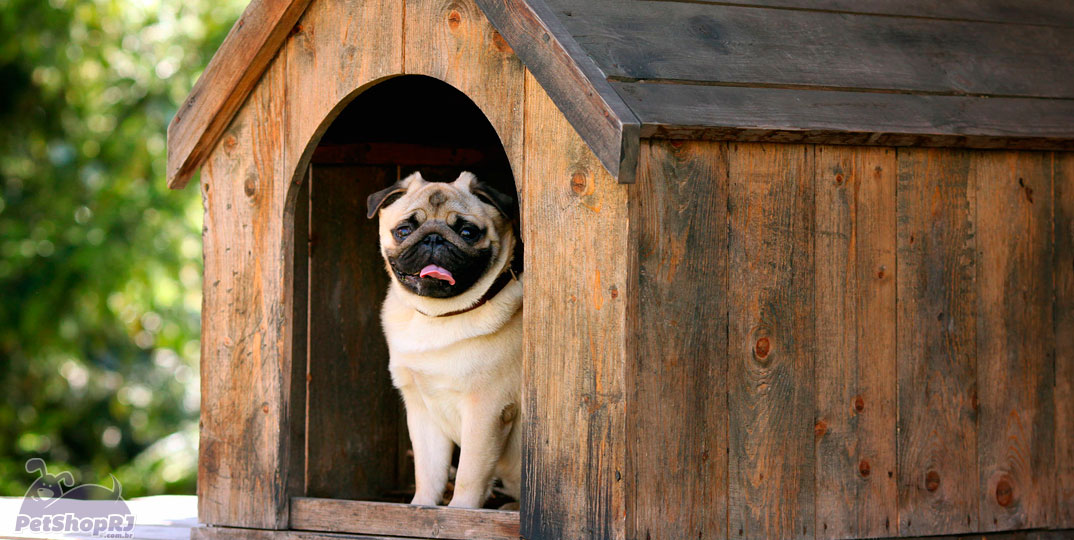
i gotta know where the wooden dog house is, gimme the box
[166,0,1074,538]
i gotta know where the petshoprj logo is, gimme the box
[15,458,135,538]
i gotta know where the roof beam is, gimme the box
[476,0,641,184]
[166,0,312,189]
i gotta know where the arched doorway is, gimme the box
[292,75,519,505]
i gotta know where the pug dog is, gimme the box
[366,171,522,508]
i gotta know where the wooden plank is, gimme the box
[895,148,978,536]
[726,142,815,540]
[404,0,526,191]
[282,0,403,190]
[474,0,640,183]
[1056,153,1074,527]
[289,497,520,540]
[613,82,1074,152]
[627,140,728,540]
[290,167,310,501]
[198,53,303,528]
[642,0,1074,28]
[813,146,898,539]
[190,527,1074,540]
[974,151,1057,531]
[547,0,1074,99]
[167,0,312,189]
[193,525,422,540]
[521,69,628,540]
[305,165,400,500]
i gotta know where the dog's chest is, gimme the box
[386,310,522,385]
[387,315,522,444]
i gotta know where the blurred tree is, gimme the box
[0,0,245,496]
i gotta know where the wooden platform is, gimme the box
[0,495,197,540]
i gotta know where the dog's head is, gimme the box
[367,171,516,299]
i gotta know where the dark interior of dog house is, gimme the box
[290,74,519,508]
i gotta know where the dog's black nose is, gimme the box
[422,233,444,246]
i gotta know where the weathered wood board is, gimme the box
[613,82,1074,152]
[167,0,313,188]
[643,0,1074,27]
[627,139,729,540]
[896,148,979,535]
[282,0,403,188]
[305,165,400,500]
[474,0,640,183]
[1056,153,1074,527]
[198,54,303,528]
[289,497,519,539]
[726,143,816,540]
[549,0,1074,99]
[814,146,898,539]
[289,168,310,504]
[404,0,525,187]
[191,525,1074,540]
[521,69,628,540]
[974,152,1056,530]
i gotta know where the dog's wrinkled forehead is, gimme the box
[381,172,499,225]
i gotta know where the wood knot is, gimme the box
[491,30,513,54]
[995,478,1013,507]
[814,419,828,437]
[876,265,886,280]
[754,337,771,359]
[447,10,462,29]
[570,172,587,194]
[859,460,871,477]
[609,285,618,299]
[223,135,238,154]
[261,403,269,414]
[834,173,844,185]
[1018,177,1034,204]
[290,24,302,36]
[244,175,258,197]
[854,395,865,413]
[925,470,940,492]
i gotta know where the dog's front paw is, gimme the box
[410,494,440,507]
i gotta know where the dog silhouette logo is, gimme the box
[15,458,135,537]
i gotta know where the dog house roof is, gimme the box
[166,0,1074,188]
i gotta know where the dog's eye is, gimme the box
[459,225,482,242]
[393,225,412,241]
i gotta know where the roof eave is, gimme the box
[166,0,313,190]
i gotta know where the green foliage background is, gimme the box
[0,0,245,496]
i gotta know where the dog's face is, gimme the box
[368,171,515,299]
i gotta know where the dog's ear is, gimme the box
[470,180,515,219]
[366,182,408,219]
[367,172,425,219]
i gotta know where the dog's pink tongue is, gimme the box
[419,264,456,285]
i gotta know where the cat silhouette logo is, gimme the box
[15,458,135,538]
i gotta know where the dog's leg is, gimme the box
[494,419,521,500]
[402,390,453,506]
[449,400,515,508]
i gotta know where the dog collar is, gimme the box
[419,268,519,318]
